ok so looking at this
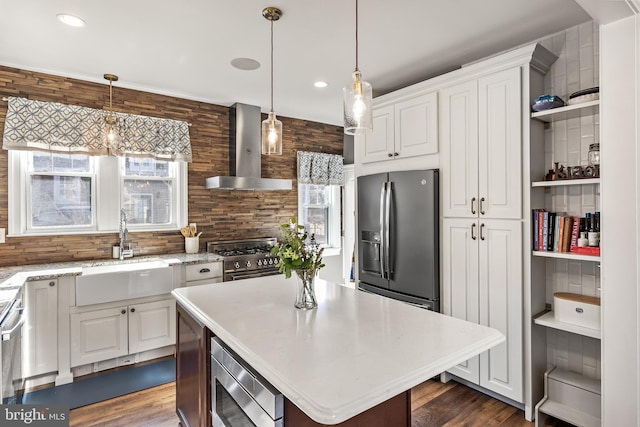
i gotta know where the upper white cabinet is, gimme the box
[361,91,438,163]
[441,67,522,219]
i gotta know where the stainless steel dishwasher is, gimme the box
[1,288,25,404]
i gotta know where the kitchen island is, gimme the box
[172,275,504,426]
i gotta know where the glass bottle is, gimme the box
[588,143,600,166]
[588,211,600,247]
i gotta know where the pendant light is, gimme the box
[103,73,121,154]
[261,7,283,155]
[343,0,373,135]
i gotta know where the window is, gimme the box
[122,158,173,226]
[8,151,187,236]
[29,153,94,229]
[298,183,341,250]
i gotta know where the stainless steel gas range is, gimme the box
[206,238,282,282]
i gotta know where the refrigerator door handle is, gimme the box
[385,181,392,278]
[379,181,387,278]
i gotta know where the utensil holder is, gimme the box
[185,236,199,254]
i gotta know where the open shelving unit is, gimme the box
[531,178,599,188]
[535,367,601,427]
[531,100,600,123]
[527,82,602,424]
[532,250,600,262]
[533,311,601,339]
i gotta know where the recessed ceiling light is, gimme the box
[314,81,329,88]
[231,58,261,71]
[57,13,86,28]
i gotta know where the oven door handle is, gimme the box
[1,300,25,341]
[228,271,281,281]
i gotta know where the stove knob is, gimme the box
[257,259,263,266]
[268,258,273,265]
[234,262,240,269]
[246,260,252,268]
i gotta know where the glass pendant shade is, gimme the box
[261,111,282,155]
[104,117,122,155]
[343,70,373,135]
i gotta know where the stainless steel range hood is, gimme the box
[205,103,292,191]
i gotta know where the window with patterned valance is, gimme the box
[297,150,344,185]
[2,97,192,162]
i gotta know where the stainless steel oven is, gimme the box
[1,288,25,404]
[211,337,283,427]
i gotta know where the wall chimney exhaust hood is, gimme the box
[205,103,292,190]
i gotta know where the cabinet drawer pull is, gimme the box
[471,197,477,215]
[480,223,486,241]
[49,281,55,287]
[199,268,211,274]
[471,223,477,240]
[480,197,486,215]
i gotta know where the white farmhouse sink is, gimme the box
[76,260,174,306]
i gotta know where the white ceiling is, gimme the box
[0,1,591,126]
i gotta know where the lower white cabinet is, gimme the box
[443,218,523,402]
[24,279,58,377]
[70,298,176,368]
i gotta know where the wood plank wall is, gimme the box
[0,66,344,267]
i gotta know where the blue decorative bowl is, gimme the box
[532,95,565,112]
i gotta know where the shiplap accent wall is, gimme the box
[538,21,602,379]
[0,66,343,267]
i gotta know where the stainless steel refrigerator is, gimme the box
[357,169,439,311]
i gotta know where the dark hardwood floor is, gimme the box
[70,378,542,427]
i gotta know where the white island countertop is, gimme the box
[172,275,504,425]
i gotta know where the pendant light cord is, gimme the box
[270,19,274,113]
[355,0,359,71]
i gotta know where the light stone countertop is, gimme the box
[172,275,505,425]
[0,252,223,322]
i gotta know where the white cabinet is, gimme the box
[128,299,176,354]
[443,218,523,401]
[70,306,128,367]
[441,67,521,219]
[361,92,438,163]
[23,279,58,377]
[70,298,176,367]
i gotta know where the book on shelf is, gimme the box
[571,246,601,256]
[569,217,581,252]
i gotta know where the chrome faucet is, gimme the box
[119,208,133,260]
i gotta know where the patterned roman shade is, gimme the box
[297,151,343,185]
[2,97,192,162]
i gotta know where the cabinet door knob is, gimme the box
[471,197,477,215]
[394,152,399,157]
[49,281,55,287]
[121,309,126,315]
[480,223,486,241]
[471,223,477,240]
[480,197,486,215]
[130,308,135,313]
[388,153,393,158]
